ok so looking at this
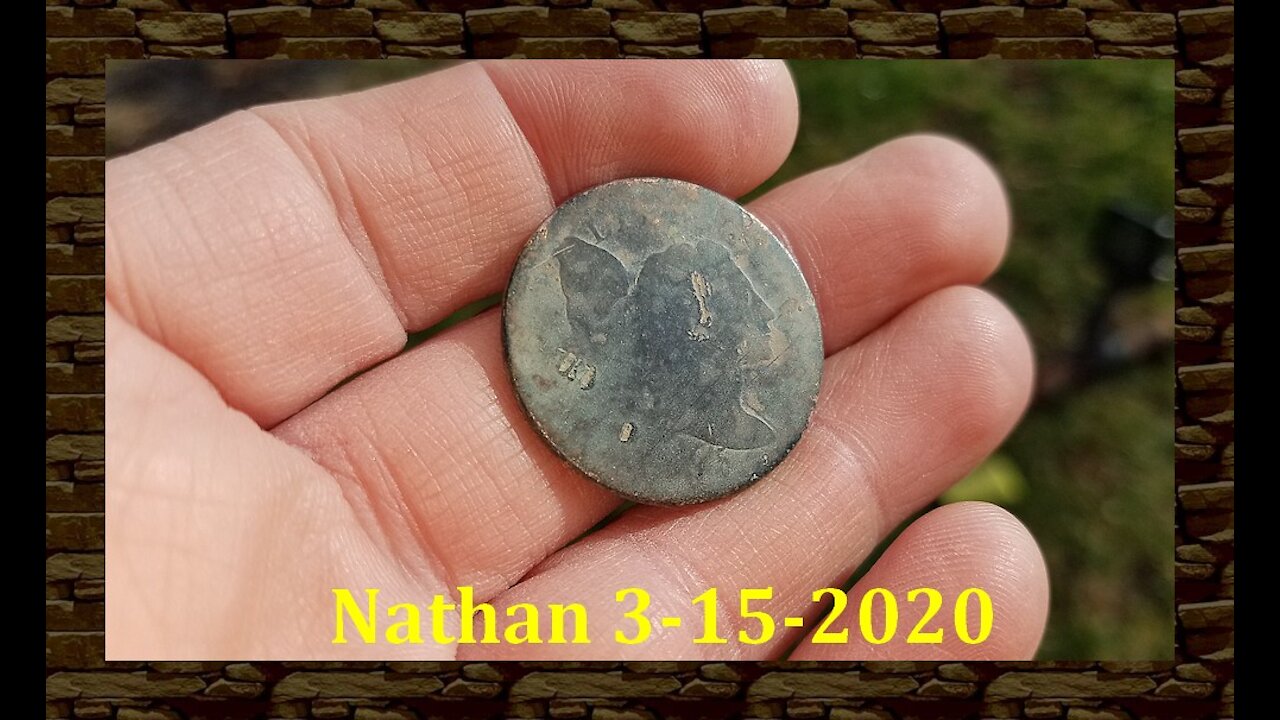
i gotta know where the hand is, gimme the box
[106,60,1047,660]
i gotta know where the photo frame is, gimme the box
[46,2,1233,717]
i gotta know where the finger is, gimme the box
[456,286,1034,659]
[107,60,799,427]
[789,502,1049,661]
[275,307,619,602]
[750,134,1010,353]
[105,307,455,659]
[274,140,1012,604]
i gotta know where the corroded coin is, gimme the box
[503,178,823,506]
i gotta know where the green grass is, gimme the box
[773,61,1174,659]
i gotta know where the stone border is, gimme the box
[45,1,1234,718]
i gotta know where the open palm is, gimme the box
[106,60,1047,660]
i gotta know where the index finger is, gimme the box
[106,60,799,427]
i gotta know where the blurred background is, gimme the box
[107,60,1174,659]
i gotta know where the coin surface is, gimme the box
[503,178,823,506]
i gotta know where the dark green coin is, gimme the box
[502,178,823,506]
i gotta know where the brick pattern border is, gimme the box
[45,1,1234,718]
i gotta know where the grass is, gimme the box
[771,61,1173,659]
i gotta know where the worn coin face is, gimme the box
[503,178,823,506]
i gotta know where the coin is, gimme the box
[503,178,823,506]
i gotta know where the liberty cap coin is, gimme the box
[502,178,823,506]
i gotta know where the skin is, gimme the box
[105,60,1049,660]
